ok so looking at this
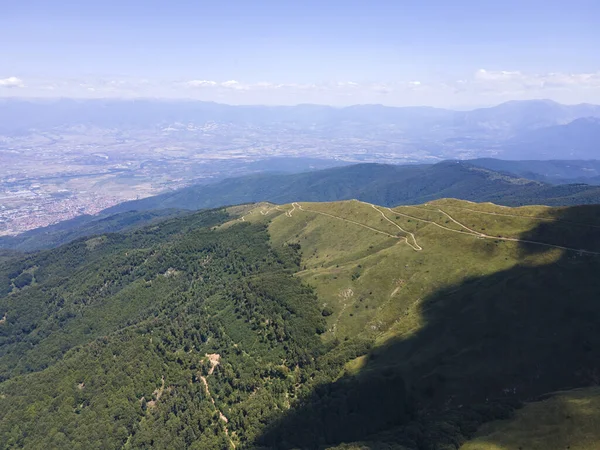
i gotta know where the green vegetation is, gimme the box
[470,158,600,185]
[104,161,600,215]
[2,199,600,449]
[0,207,329,449]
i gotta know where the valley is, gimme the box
[2,98,600,237]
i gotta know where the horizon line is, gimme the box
[1,96,597,111]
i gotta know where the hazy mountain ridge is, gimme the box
[453,99,600,135]
[3,98,598,236]
[2,98,599,159]
[503,117,600,159]
[2,98,599,133]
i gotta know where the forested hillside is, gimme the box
[3,199,600,448]
[0,207,332,448]
[105,161,600,216]
[470,158,600,185]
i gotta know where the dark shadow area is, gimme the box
[460,387,600,450]
[255,205,600,449]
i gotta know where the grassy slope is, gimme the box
[239,199,600,448]
[240,199,584,346]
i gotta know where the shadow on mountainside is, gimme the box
[461,386,600,450]
[255,205,600,450]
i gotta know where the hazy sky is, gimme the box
[1,0,599,107]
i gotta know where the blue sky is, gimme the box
[1,0,599,107]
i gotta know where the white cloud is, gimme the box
[367,83,392,94]
[541,72,600,88]
[0,76,25,88]
[186,80,218,88]
[475,69,523,82]
[282,83,318,90]
[184,79,324,91]
[221,80,247,90]
[6,72,600,107]
[336,81,359,88]
[253,82,278,89]
[473,69,600,90]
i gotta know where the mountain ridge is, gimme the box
[104,160,600,213]
[3,98,600,137]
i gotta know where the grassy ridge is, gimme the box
[239,199,600,448]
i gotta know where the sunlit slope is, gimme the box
[239,198,600,346]
[242,199,600,449]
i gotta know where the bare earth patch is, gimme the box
[146,376,165,409]
[206,353,221,375]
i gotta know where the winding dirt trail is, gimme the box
[393,205,600,256]
[439,208,600,256]
[199,354,236,449]
[287,202,297,217]
[431,204,600,230]
[276,201,600,256]
[292,203,414,246]
[435,208,486,236]
[365,202,422,251]
[388,207,476,236]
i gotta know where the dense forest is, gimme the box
[0,209,321,448]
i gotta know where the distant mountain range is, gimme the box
[2,98,599,159]
[3,159,600,251]
[503,117,600,159]
[453,99,600,136]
